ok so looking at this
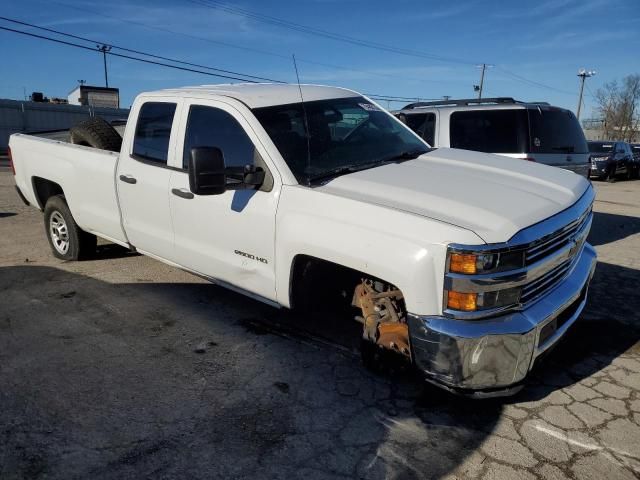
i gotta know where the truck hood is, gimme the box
[318,148,590,244]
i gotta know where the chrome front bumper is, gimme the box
[408,243,597,398]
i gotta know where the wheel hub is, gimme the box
[49,211,70,254]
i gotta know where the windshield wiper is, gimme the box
[379,149,431,162]
[308,149,431,184]
[308,163,382,183]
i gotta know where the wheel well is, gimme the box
[289,254,372,312]
[32,177,64,210]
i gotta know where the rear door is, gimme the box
[167,100,279,301]
[117,99,180,260]
[527,107,590,176]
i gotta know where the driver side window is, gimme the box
[183,106,254,168]
[182,105,273,190]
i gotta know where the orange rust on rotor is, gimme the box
[377,322,410,355]
[353,278,411,359]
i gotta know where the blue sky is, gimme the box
[1,0,639,117]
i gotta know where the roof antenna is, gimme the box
[292,54,312,186]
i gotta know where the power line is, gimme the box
[0,25,276,83]
[186,0,478,66]
[48,1,455,86]
[188,0,591,97]
[494,66,576,96]
[0,22,428,104]
[0,15,284,83]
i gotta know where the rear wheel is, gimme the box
[44,195,96,261]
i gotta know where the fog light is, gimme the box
[447,291,477,311]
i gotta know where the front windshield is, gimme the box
[588,142,614,153]
[253,96,429,184]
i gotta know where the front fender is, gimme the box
[274,185,484,315]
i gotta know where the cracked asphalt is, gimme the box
[1,167,639,480]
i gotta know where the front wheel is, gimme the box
[44,195,96,260]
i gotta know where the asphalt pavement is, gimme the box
[1,169,639,479]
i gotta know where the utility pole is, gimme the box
[475,64,493,100]
[576,68,596,120]
[97,44,112,87]
[478,64,486,99]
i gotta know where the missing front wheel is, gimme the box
[352,278,412,371]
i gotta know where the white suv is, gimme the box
[394,97,590,177]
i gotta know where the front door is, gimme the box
[168,102,279,302]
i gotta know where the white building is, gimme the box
[68,85,120,109]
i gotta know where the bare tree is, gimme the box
[595,74,640,142]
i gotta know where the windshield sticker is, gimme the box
[359,103,381,112]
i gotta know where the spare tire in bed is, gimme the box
[70,117,122,152]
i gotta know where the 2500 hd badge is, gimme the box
[234,249,268,264]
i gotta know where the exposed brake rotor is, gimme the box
[352,278,410,359]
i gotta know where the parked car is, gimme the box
[630,143,640,167]
[394,97,590,177]
[588,141,636,181]
[9,84,596,397]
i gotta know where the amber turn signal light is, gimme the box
[447,291,478,311]
[449,253,477,274]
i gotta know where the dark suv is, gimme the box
[588,141,637,181]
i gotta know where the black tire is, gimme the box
[44,195,97,261]
[70,117,122,152]
[605,163,617,183]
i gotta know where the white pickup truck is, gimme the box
[9,84,597,397]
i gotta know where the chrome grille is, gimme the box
[521,258,573,304]
[525,207,591,265]
[520,207,592,306]
[443,188,595,320]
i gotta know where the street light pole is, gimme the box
[97,44,112,88]
[576,68,596,120]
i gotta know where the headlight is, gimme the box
[448,250,524,275]
[445,247,525,315]
[445,287,521,312]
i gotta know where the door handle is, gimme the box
[171,188,194,199]
[119,174,137,184]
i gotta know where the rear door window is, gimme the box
[404,113,436,146]
[449,109,528,153]
[132,102,177,164]
[527,107,588,154]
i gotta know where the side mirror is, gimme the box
[188,146,266,196]
[189,147,226,195]
[224,165,266,190]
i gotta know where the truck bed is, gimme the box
[10,131,129,247]
[31,124,127,143]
